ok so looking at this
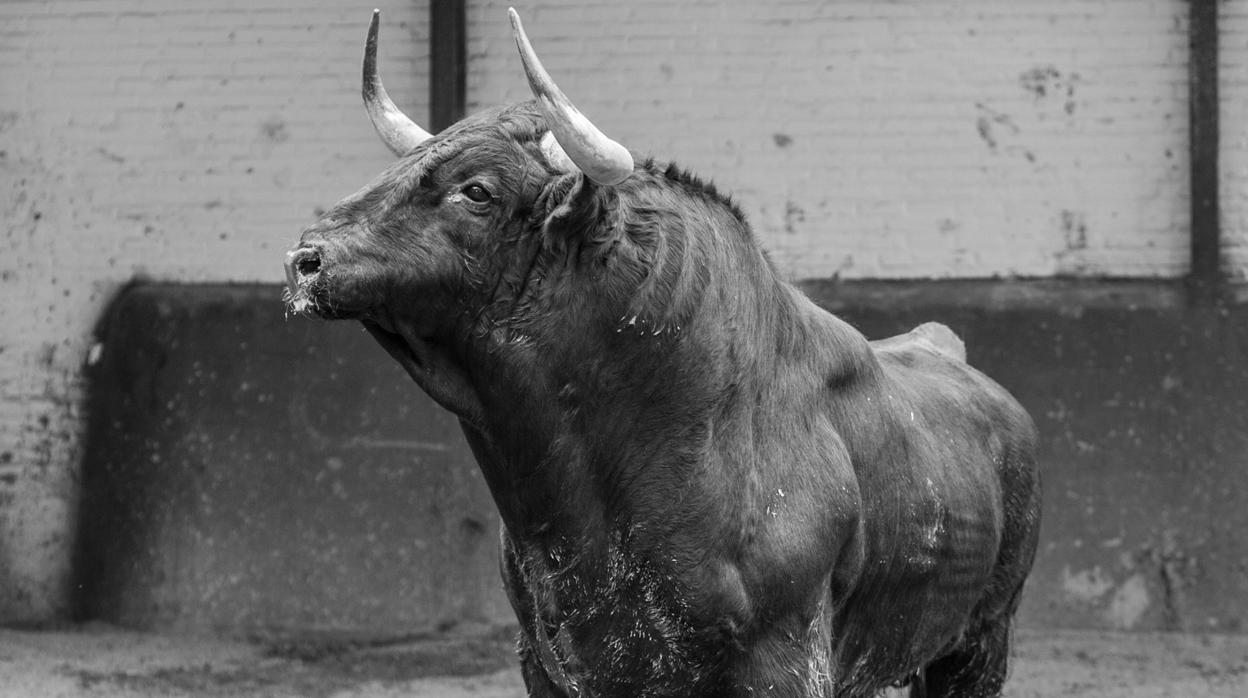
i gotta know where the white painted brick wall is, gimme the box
[473,0,1191,281]
[1225,0,1248,282]
[0,0,429,621]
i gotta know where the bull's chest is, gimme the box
[505,536,723,697]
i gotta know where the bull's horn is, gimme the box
[508,9,634,185]
[363,9,431,155]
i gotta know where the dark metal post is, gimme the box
[430,0,467,132]
[1188,0,1221,306]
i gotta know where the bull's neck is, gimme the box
[458,229,872,546]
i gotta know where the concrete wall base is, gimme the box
[72,281,1248,637]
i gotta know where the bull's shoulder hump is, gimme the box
[870,327,1036,446]
[870,322,966,363]
[868,323,1028,419]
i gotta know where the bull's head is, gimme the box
[284,9,754,483]
[284,10,649,423]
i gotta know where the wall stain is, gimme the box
[974,103,1019,153]
[1061,565,1114,603]
[783,201,805,234]
[1105,573,1150,629]
[1060,210,1088,250]
[260,119,290,143]
[96,148,126,164]
[1020,65,1081,115]
[1149,530,1197,631]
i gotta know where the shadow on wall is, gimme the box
[70,281,1248,639]
[71,283,512,639]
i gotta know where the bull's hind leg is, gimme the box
[909,617,1012,698]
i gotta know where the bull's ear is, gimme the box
[539,171,603,243]
[537,131,607,242]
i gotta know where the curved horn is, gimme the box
[508,9,634,185]
[363,9,431,155]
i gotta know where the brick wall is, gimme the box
[470,0,1192,280]
[0,0,1238,623]
[0,0,429,622]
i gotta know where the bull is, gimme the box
[284,10,1042,698]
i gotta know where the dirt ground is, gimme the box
[2,623,1246,697]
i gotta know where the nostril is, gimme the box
[294,248,322,277]
[298,256,320,276]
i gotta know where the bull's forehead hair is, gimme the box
[382,101,548,196]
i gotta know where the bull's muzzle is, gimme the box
[284,245,323,315]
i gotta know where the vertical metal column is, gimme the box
[430,0,467,132]
[1188,0,1221,306]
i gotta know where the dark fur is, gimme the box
[288,101,1042,698]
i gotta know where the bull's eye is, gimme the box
[462,183,493,204]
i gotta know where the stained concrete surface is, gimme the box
[2,624,1247,697]
[72,282,1248,638]
[809,280,1248,633]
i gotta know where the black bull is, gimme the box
[284,11,1041,698]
